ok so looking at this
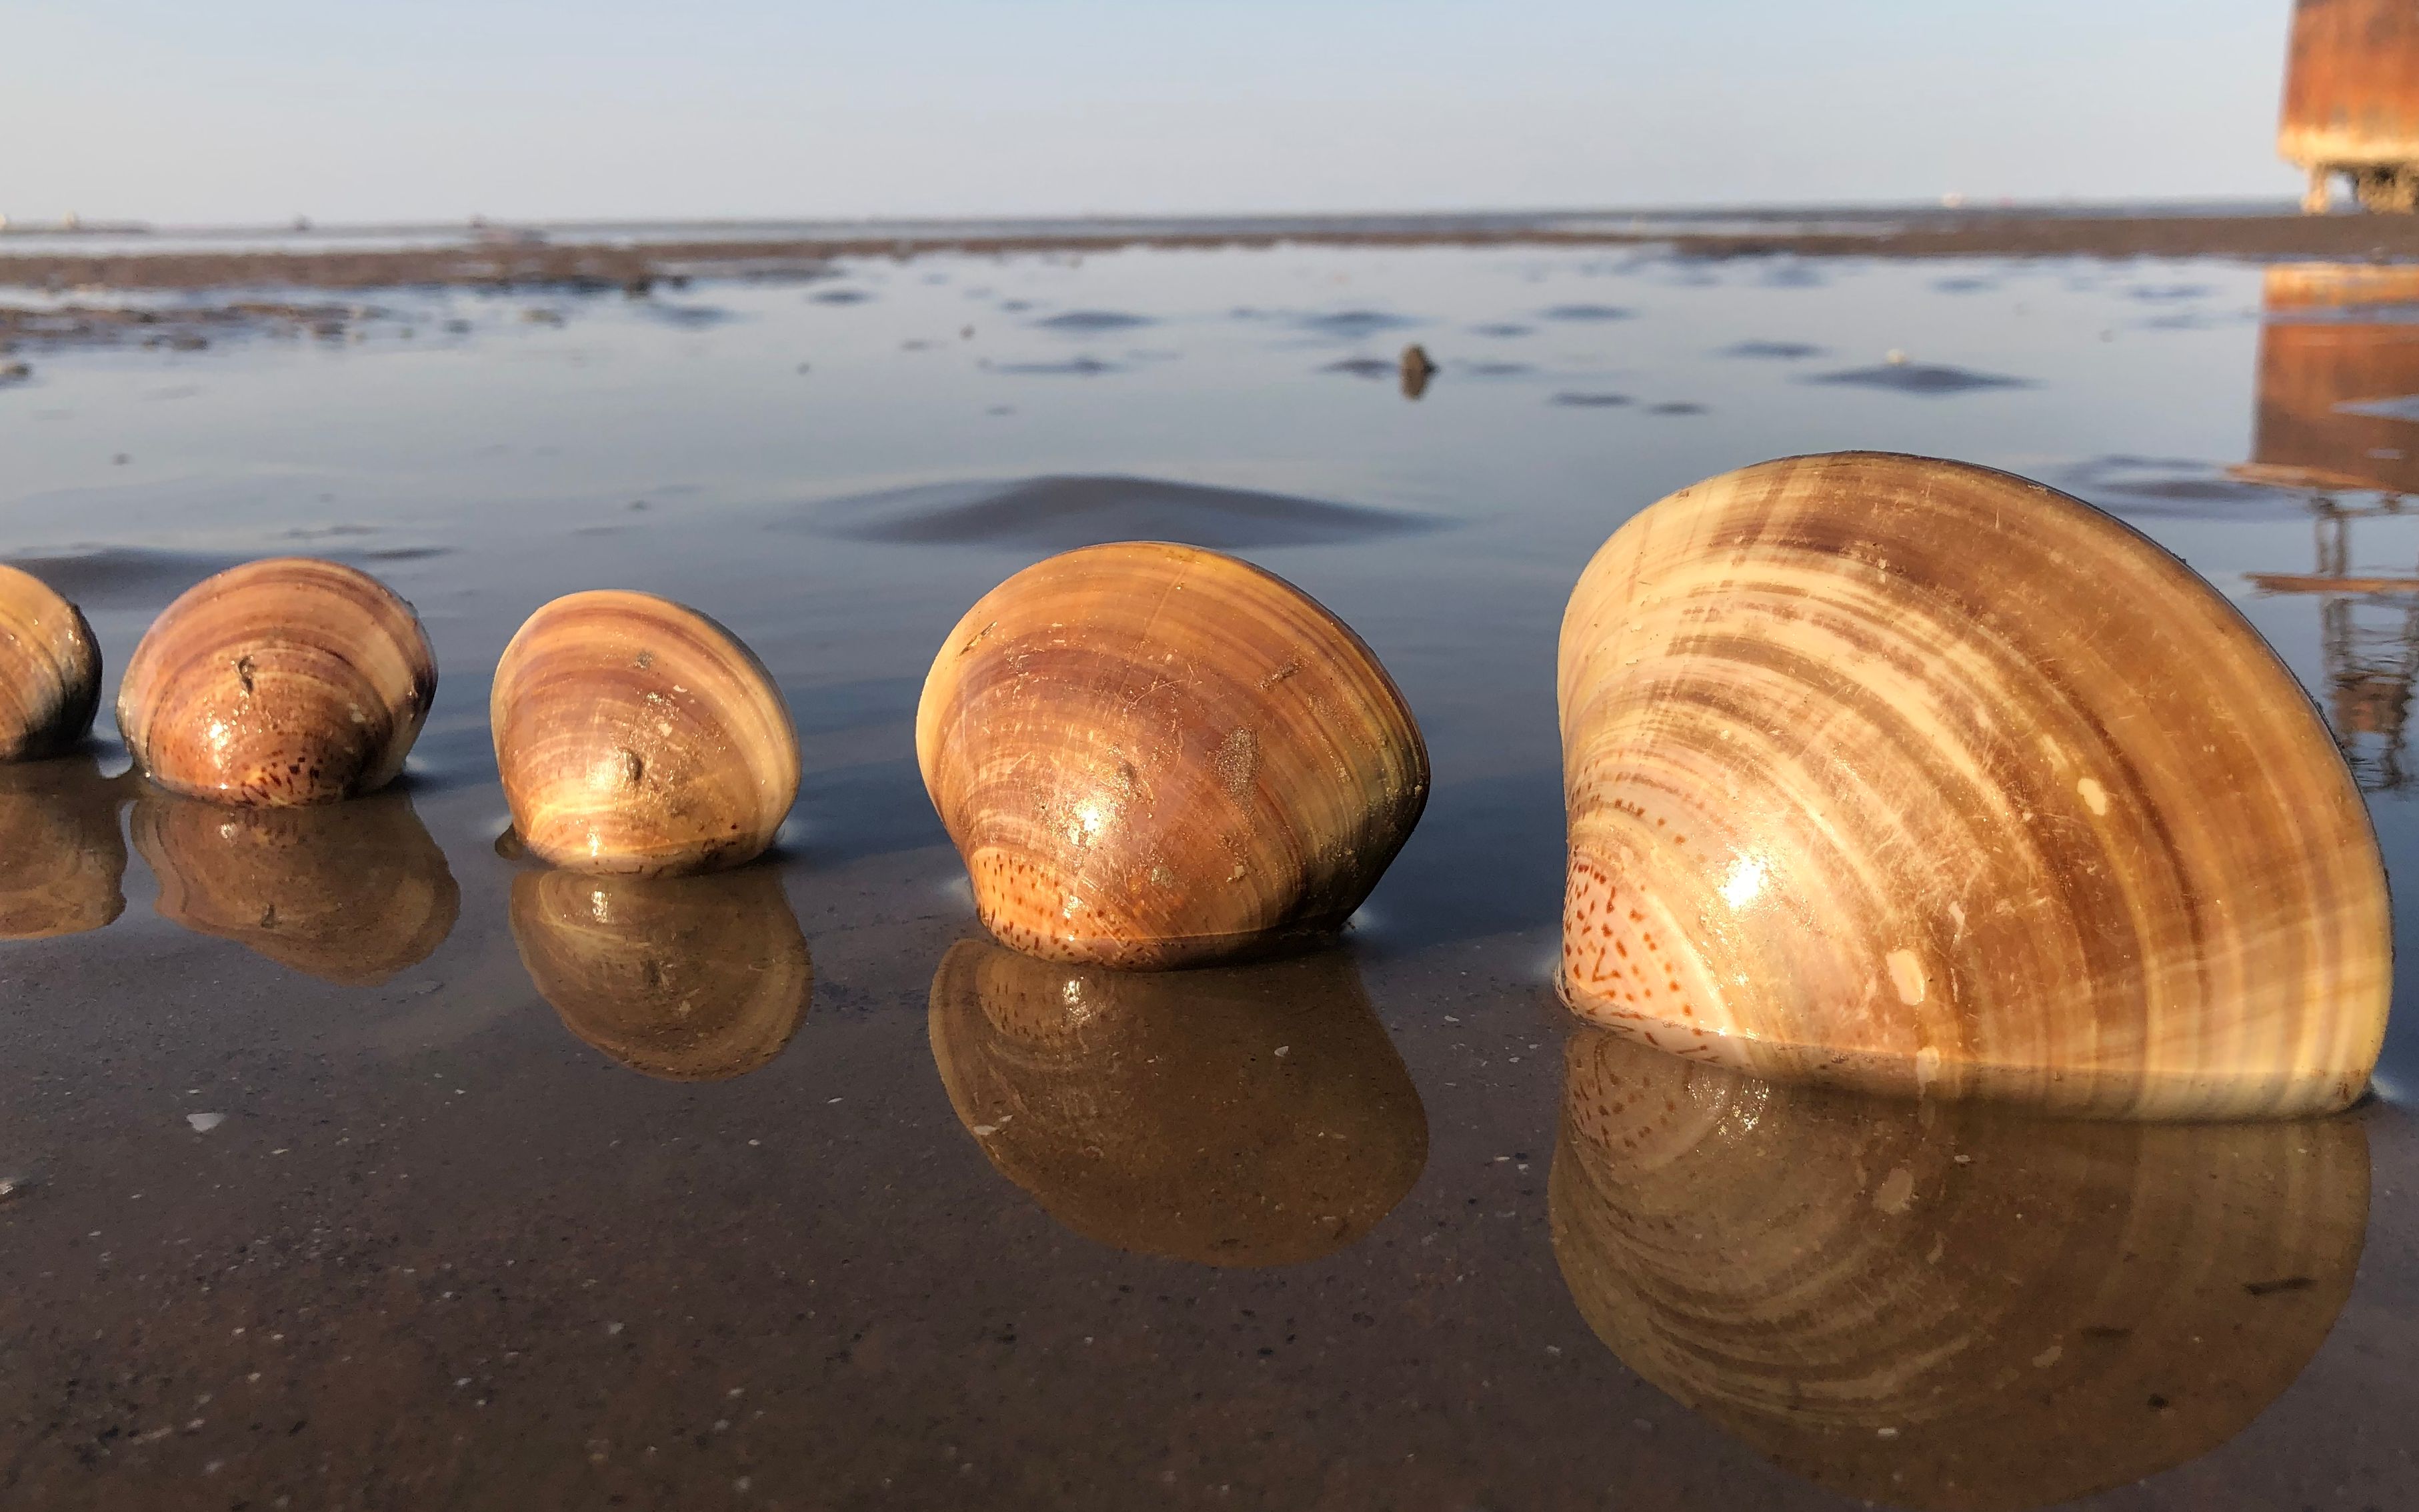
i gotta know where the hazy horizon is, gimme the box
[5,2,2311,225]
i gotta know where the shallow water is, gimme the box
[2,244,2416,1510]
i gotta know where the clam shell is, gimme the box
[129,785,459,985]
[917,542,1428,969]
[115,558,435,807]
[0,755,129,939]
[928,939,1428,1267]
[1550,1025,2367,1511]
[0,563,102,763]
[1558,452,2390,1118]
[491,591,799,877]
[509,866,811,1081]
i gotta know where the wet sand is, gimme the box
[10,211,2419,299]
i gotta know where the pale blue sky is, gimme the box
[3,1,2307,223]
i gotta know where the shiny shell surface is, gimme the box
[491,591,800,877]
[131,786,460,985]
[928,940,1428,1267]
[1558,452,2390,1118]
[1550,1026,2367,1511]
[917,542,1428,969]
[116,558,435,807]
[0,563,102,763]
[511,867,811,1081]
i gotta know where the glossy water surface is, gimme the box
[2,244,2415,1510]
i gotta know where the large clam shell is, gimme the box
[1558,452,2390,1118]
[491,591,799,877]
[115,558,436,807]
[509,867,811,1081]
[928,940,1428,1267]
[129,785,460,984]
[917,542,1428,968]
[0,563,102,763]
[0,755,130,939]
[1550,1025,2368,1511]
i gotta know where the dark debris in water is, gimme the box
[1322,357,1396,379]
[809,289,873,305]
[2054,455,2304,518]
[1648,401,1708,415]
[990,356,1123,376]
[791,474,1444,551]
[1032,310,1155,333]
[1722,340,1826,359]
[1806,363,2034,395]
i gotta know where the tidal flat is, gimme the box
[3,235,2416,1510]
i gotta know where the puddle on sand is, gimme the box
[1,242,2417,1510]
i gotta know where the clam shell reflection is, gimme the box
[929,941,1427,1267]
[130,787,459,985]
[0,756,130,939]
[1550,1027,2369,1512]
[510,867,811,1081]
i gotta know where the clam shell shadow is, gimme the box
[0,755,131,939]
[130,786,459,984]
[1549,1026,2370,1512]
[928,940,1428,1267]
[509,867,811,1082]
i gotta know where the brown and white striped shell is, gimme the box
[116,558,436,807]
[0,563,102,763]
[1550,1025,2366,1511]
[0,755,130,939]
[1558,452,2390,1119]
[928,940,1428,1267]
[130,785,459,984]
[509,867,811,1081]
[491,591,799,877]
[917,542,1428,969]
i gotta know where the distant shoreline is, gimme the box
[7,211,2419,291]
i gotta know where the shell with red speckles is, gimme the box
[116,558,435,807]
[916,541,1428,969]
[1557,451,2389,1119]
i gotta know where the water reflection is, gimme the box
[0,755,130,939]
[130,786,459,984]
[2241,265,2419,791]
[928,941,1426,1267]
[509,867,811,1081]
[1550,1027,2367,1511]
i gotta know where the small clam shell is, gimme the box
[917,542,1428,969]
[129,785,459,985]
[115,558,435,807]
[0,563,102,762]
[509,867,811,1082]
[1551,1026,2367,1511]
[928,939,1428,1267]
[491,591,800,877]
[1558,453,2390,1118]
[0,755,130,939]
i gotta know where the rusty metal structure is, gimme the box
[2240,263,2419,789]
[2281,1,2419,211]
